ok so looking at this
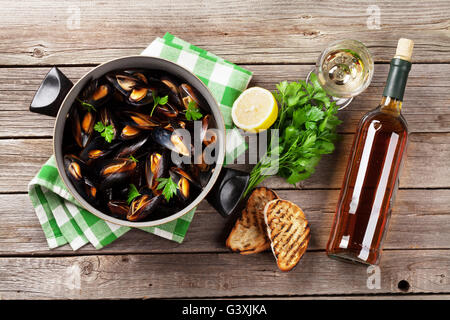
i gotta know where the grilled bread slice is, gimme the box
[226,187,278,255]
[264,199,310,272]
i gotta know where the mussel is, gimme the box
[115,135,149,158]
[83,177,99,203]
[169,168,191,202]
[99,107,118,140]
[107,200,129,219]
[170,166,201,189]
[106,71,155,106]
[64,154,85,184]
[80,136,118,163]
[64,155,98,200]
[79,80,111,108]
[122,111,160,130]
[71,106,95,148]
[127,194,162,221]
[100,158,137,188]
[145,152,168,193]
[152,127,191,157]
[160,75,183,107]
[180,83,203,110]
[120,125,141,140]
[154,102,179,118]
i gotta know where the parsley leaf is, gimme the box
[76,98,97,113]
[156,177,178,202]
[94,121,114,143]
[185,101,202,121]
[150,93,169,117]
[127,184,141,205]
[128,155,138,163]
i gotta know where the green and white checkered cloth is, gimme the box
[28,33,252,250]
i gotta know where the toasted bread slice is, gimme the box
[264,199,310,271]
[226,187,278,255]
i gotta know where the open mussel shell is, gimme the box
[71,106,95,148]
[179,83,205,111]
[122,111,160,130]
[107,200,129,219]
[79,79,112,108]
[145,151,168,193]
[79,136,119,162]
[169,169,191,203]
[170,166,201,189]
[164,119,186,132]
[127,194,162,222]
[120,125,142,140]
[158,75,183,107]
[99,107,118,140]
[100,158,137,189]
[154,102,179,118]
[83,177,99,204]
[64,154,86,184]
[151,127,191,157]
[64,155,99,201]
[106,71,155,107]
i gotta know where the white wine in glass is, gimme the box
[311,39,374,109]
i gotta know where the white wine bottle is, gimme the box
[326,39,414,265]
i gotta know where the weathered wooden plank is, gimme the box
[2,189,449,254]
[0,64,449,137]
[0,133,448,194]
[0,0,449,65]
[0,249,448,299]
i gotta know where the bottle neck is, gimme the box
[380,96,402,116]
[382,58,411,101]
[380,57,411,116]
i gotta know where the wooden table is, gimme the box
[0,0,449,300]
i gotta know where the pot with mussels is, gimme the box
[30,56,250,227]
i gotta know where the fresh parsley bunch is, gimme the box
[244,73,341,196]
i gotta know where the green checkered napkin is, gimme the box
[28,33,252,250]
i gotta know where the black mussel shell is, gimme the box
[106,71,155,107]
[83,177,99,203]
[154,102,179,118]
[151,127,191,157]
[120,125,142,140]
[80,136,119,162]
[64,154,86,184]
[99,107,118,139]
[127,194,162,222]
[170,166,201,189]
[169,169,190,202]
[145,151,168,193]
[79,80,111,108]
[107,200,129,219]
[122,111,160,130]
[115,135,149,159]
[179,83,204,110]
[100,158,137,189]
[71,106,95,148]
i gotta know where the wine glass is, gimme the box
[307,39,374,110]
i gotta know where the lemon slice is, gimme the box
[231,87,278,133]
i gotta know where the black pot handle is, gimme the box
[30,67,73,117]
[206,167,250,218]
